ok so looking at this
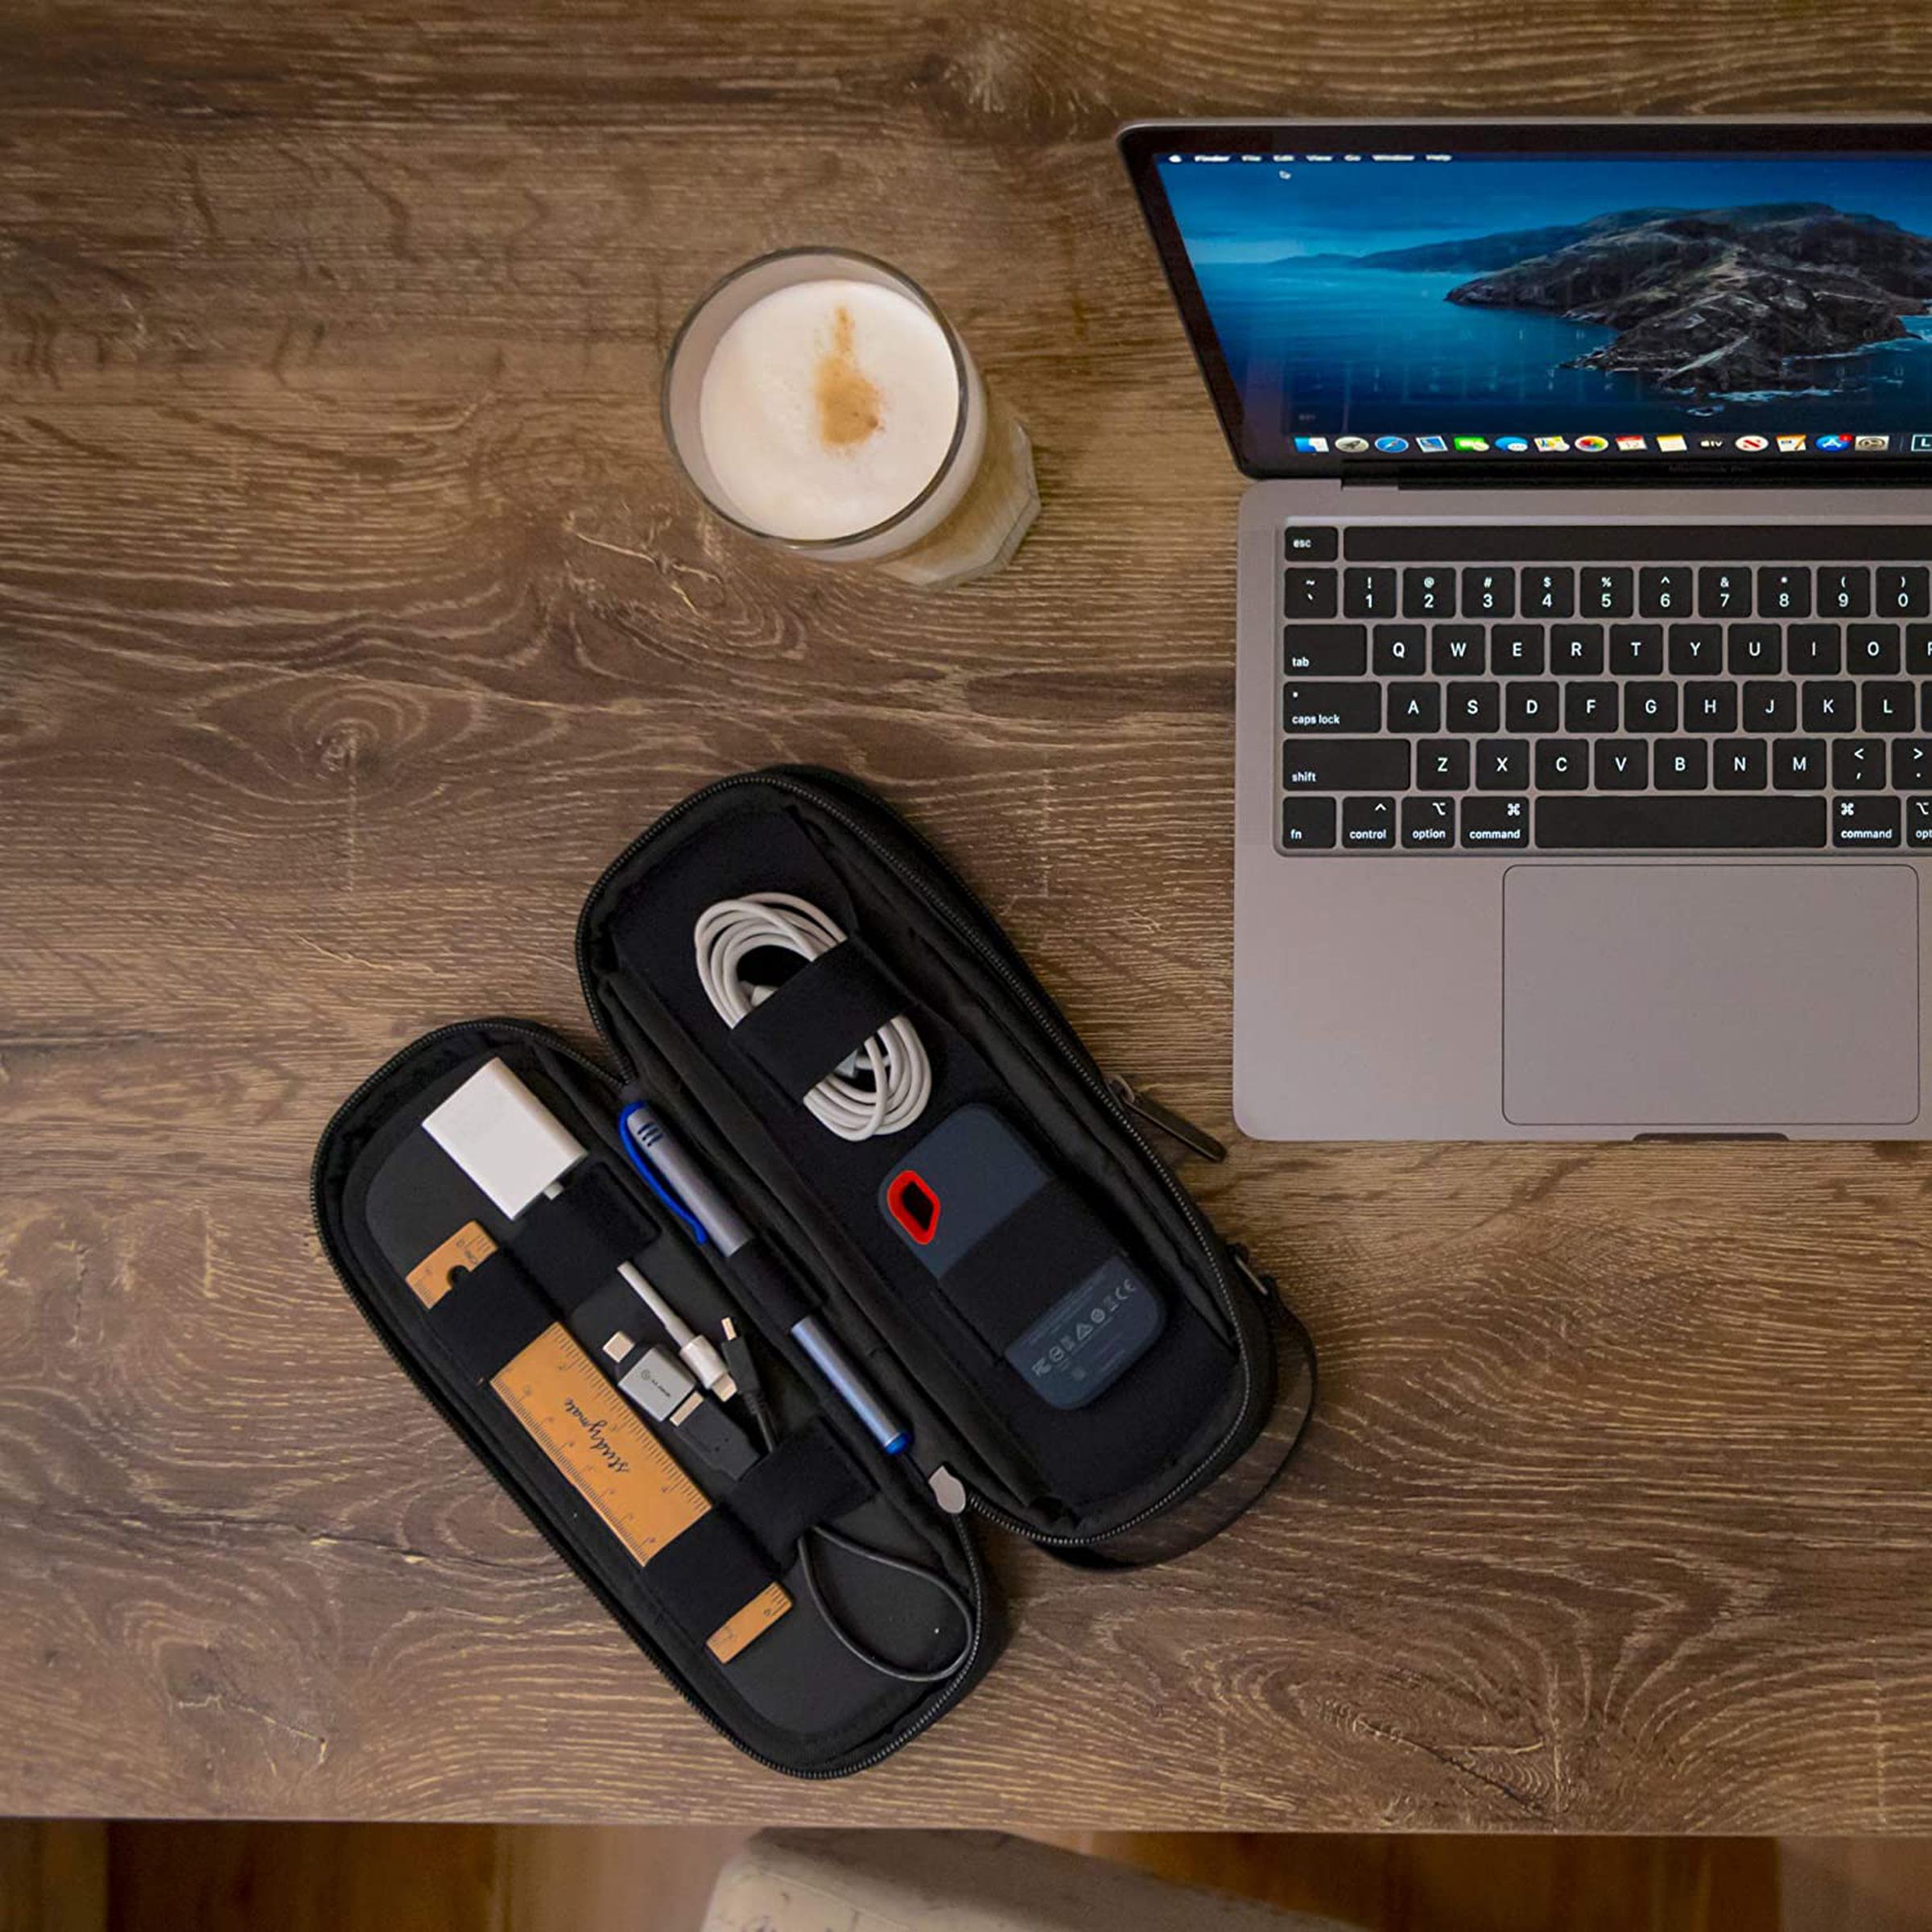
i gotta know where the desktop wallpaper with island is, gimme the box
[1156,152,1932,459]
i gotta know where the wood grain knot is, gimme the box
[287,686,435,784]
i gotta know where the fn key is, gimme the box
[1281,797,1336,849]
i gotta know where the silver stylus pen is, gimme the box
[621,1104,911,1455]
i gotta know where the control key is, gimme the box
[1342,796,1397,849]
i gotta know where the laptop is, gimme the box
[1121,118,1932,1140]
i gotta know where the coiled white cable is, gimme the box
[694,892,931,1141]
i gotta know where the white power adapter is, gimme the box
[423,1059,585,1218]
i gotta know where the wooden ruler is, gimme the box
[407,1223,789,1663]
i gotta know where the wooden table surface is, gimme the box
[10,0,1932,1831]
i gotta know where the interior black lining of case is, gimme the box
[729,938,904,1100]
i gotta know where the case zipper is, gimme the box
[310,1018,989,1780]
[1105,1074,1227,1165]
[572,770,1275,1550]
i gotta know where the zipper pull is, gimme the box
[927,1464,968,1515]
[1107,1075,1227,1164]
[1229,1245,1278,1303]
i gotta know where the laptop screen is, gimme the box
[1123,125,1932,475]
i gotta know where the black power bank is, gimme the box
[878,1105,1164,1410]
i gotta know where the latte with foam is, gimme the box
[696,279,962,541]
[663,250,1038,587]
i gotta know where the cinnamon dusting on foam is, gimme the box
[814,304,885,449]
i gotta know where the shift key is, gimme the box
[1282,738,1410,790]
[1282,624,1368,675]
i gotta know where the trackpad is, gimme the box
[1503,865,1919,1126]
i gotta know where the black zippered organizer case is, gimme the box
[312,767,1316,1777]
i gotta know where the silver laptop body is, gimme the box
[1125,119,1932,1139]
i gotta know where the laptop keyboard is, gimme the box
[1280,523,1932,853]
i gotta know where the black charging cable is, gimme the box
[721,1320,974,1685]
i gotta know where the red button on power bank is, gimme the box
[886,1170,941,1245]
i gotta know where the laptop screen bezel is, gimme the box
[1118,118,1932,482]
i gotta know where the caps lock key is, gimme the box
[1283,684,1381,733]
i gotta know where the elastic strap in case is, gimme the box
[505,1163,657,1314]
[728,939,903,1099]
[934,1179,1119,1356]
[724,1419,873,1567]
[645,1513,791,1649]
[427,1249,551,1382]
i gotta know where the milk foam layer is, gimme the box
[696,279,961,541]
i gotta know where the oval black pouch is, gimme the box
[313,766,1316,1777]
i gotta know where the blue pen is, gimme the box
[618,1103,911,1456]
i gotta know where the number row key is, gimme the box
[1296,557,1932,623]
